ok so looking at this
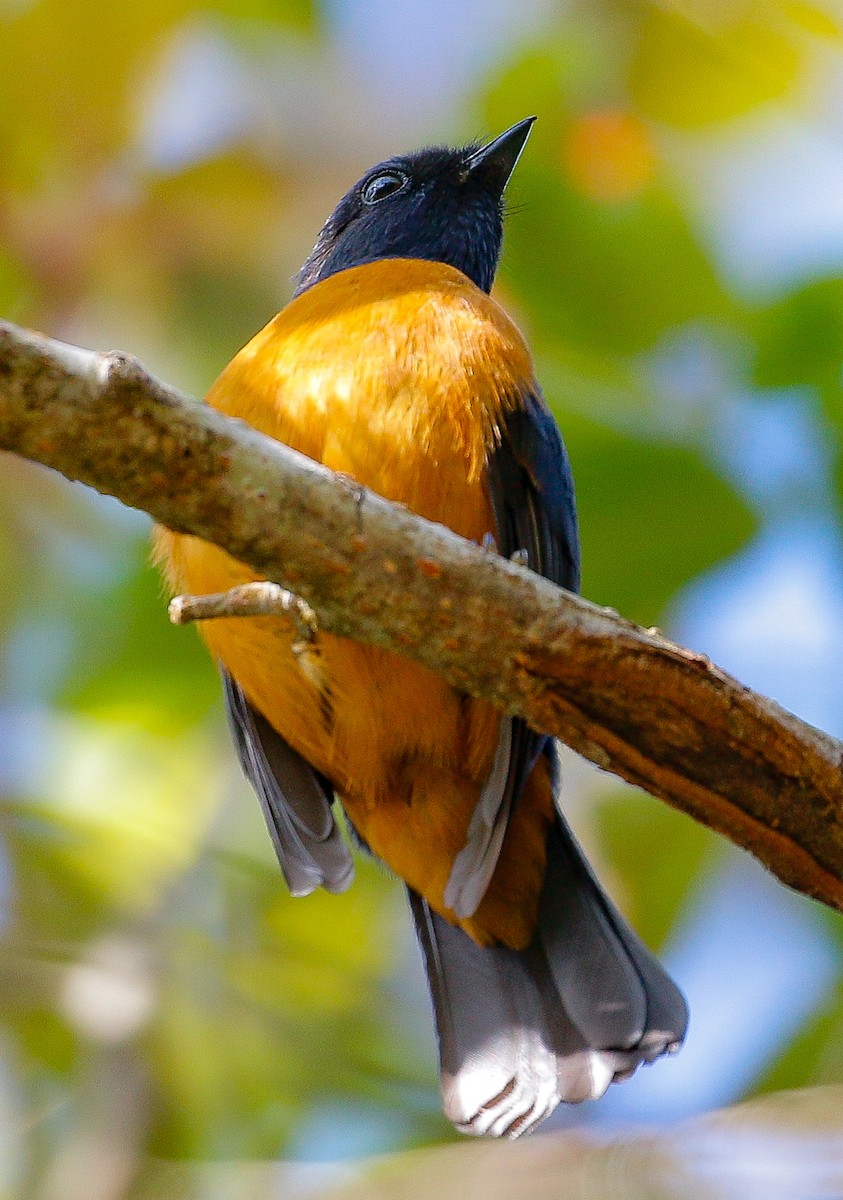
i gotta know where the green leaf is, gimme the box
[501,164,733,359]
[594,787,719,950]
[754,988,843,1094]
[753,279,843,392]
[555,410,757,623]
[0,243,31,320]
[61,540,220,730]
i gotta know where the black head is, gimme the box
[296,118,535,297]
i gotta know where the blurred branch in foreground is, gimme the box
[0,318,842,916]
[322,1086,843,1200]
[140,1086,843,1200]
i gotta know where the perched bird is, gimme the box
[154,118,687,1137]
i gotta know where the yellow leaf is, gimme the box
[630,7,803,127]
[782,0,843,40]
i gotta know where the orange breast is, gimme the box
[154,258,553,948]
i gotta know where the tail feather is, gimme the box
[407,815,687,1138]
[537,821,648,1050]
[542,817,687,1058]
[408,889,565,1137]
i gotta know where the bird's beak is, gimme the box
[465,117,536,195]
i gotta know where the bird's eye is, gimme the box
[362,171,408,204]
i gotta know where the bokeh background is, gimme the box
[2,0,843,1196]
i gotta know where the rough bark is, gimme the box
[1,317,842,912]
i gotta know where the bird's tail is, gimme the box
[407,814,688,1138]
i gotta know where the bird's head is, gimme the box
[296,117,535,296]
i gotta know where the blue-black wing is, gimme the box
[443,388,580,918]
[221,671,354,897]
[487,386,580,809]
[487,389,580,594]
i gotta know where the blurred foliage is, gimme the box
[1,0,843,1193]
[563,414,755,619]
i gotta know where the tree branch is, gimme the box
[1,317,842,912]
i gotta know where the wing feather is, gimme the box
[444,388,580,915]
[221,671,354,897]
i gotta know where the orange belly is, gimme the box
[154,259,554,948]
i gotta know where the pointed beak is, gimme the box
[465,116,536,195]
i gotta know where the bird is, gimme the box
[153,117,688,1137]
